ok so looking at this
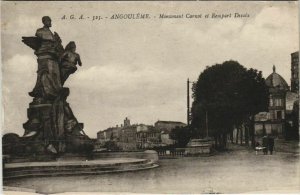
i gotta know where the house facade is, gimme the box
[97,118,186,150]
[255,52,299,138]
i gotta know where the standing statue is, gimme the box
[24,16,64,102]
[20,16,93,155]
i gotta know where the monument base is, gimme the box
[3,151,159,179]
[20,88,94,155]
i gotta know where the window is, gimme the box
[277,111,282,120]
[273,98,282,106]
[269,98,273,106]
[270,111,275,120]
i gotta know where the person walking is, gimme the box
[262,136,268,155]
[268,136,275,155]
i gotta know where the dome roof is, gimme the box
[265,65,289,90]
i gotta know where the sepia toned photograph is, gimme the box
[1,1,300,194]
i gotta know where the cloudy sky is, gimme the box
[1,1,299,138]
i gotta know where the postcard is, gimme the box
[1,1,299,194]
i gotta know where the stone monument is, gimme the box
[16,16,93,155]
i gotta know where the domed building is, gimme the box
[265,65,289,90]
[255,65,299,138]
[265,65,288,135]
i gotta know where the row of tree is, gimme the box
[191,60,269,149]
[171,60,269,149]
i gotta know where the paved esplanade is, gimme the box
[4,143,299,194]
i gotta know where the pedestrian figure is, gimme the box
[254,140,261,155]
[262,136,268,155]
[268,136,275,155]
[255,140,260,147]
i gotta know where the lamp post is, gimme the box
[206,111,209,138]
[186,78,190,125]
[187,78,190,125]
[187,78,195,126]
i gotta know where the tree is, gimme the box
[104,140,120,151]
[191,60,268,149]
[170,126,192,148]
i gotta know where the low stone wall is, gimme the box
[3,150,159,164]
[92,150,159,163]
[3,158,159,179]
[274,139,299,154]
[4,154,57,163]
[157,147,213,158]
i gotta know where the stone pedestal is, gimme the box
[21,89,93,154]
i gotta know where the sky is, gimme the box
[1,1,299,138]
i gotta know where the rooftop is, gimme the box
[155,120,186,125]
[265,65,289,90]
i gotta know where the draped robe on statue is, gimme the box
[29,27,63,100]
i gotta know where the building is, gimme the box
[265,65,289,135]
[97,119,186,150]
[285,89,299,139]
[136,124,150,132]
[97,118,160,151]
[136,125,161,149]
[154,120,186,133]
[161,133,175,146]
[291,51,299,93]
[118,125,137,151]
[97,126,121,142]
[255,65,288,136]
[154,120,186,146]
[255,64,299,137]
[124,117,130,127]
